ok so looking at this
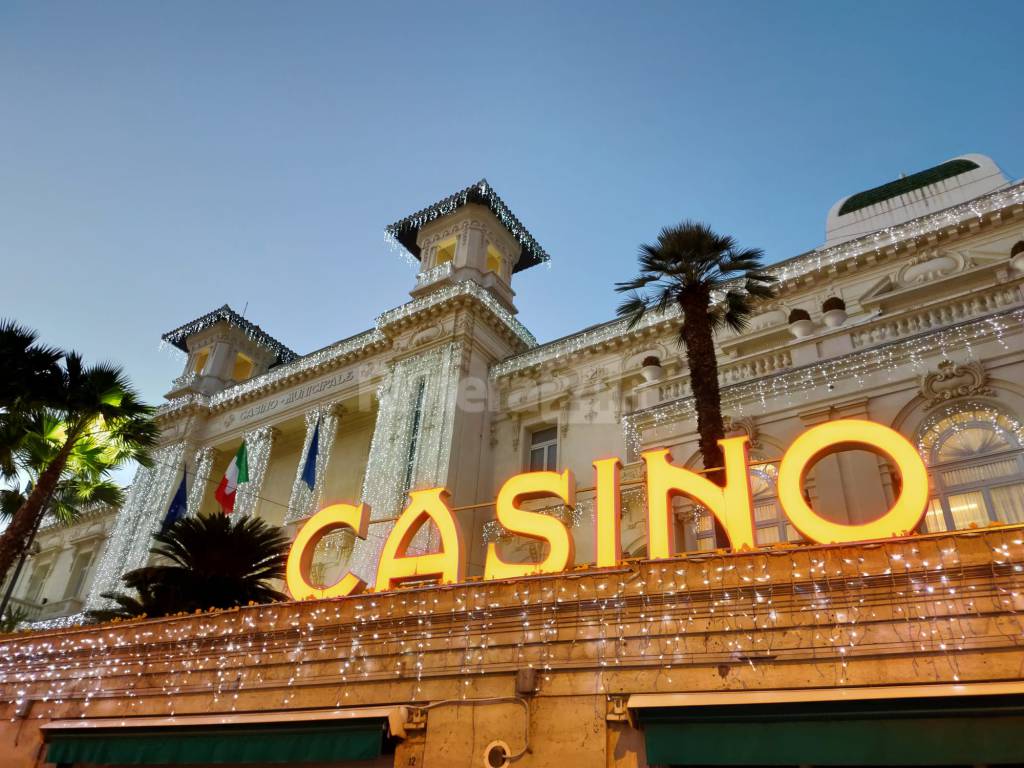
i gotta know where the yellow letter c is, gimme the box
[286,502,370,600]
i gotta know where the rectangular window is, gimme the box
[942,458,1018,487]
[232,352,254,381]
[991,482,1024,524]
[192,347,211,375]
[923,498,948,532]
[63,548,95,600]
[25,560,52,604]
[947,490,990,529]
[528,426,558,472]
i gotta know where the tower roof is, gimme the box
[386,179,550,273]
[161,304,298,364]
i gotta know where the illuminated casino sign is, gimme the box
[285,419,930,600]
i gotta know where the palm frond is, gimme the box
[616,293,650,330]
[92,512,291,622]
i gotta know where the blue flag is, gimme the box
[162,469,188,529]
[301,419,320,489]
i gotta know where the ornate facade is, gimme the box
[4,157,1024,767]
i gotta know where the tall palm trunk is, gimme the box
[679,297,727,481]
[0,426,80,582]
[679,297,730,544]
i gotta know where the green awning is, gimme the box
[45,720,387,765]
[638,694,1024,766]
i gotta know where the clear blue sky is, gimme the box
[2,1,1021,407]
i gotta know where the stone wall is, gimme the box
[3,526,1023,767]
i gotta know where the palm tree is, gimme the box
[0,413,128,621]
[88,512,290,622]
[0,354,158,583]
[0,321,62,478]
[616,221,776,523]
[3,412,126,518]
[0,321,62,409]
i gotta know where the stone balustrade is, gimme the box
[851,284,1022,348]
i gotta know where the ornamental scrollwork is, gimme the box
[723,414,761,450]
[920,359,994,409]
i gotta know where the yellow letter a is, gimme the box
[375,488,467,591]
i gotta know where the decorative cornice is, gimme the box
[377,280,537,348]
[625,306,1024,445]
[491,180,1024,380]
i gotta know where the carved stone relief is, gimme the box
[919,359,994,409]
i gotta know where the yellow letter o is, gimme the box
[777,420,928,544]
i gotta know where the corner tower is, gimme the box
[386,179,549,312]
[162,305,297,398]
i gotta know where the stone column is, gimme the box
[285,403,345,525]
[233,426,277,518]
[186,445,216,517]
[347,342,463,583]
[85,441,187,612]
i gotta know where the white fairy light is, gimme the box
[84,442,187,613]
[348,343,464,583]
[285,404,344,524]
[233,426,276,518]
[186,446,215,517]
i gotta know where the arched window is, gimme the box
[690,458,799,550]
[918,403,1024,531]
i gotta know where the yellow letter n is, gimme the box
[642,436,755,557]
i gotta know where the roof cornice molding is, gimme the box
[156,281,535,423]
[625,305,1024,438]
[377,280,536,349]
[386,179,550,273]
[492,180,1024,380]
[161,305,298,364]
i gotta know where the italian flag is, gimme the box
[215,441,249,513]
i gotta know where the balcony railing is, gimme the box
[850,284,1021,349]
[414,262,454,291]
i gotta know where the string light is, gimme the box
[233,426,275,519]
[623,306,1024,457]
[284,405,343,525]
[84,443,188,616]
[10,526,1015,714]
[160,305,299,364]
[348,342,464,583]
[493,180,1024,380]
[385,179,550,271]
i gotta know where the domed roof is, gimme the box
[824,154,1009,247]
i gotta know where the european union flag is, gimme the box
[162,469,188,530]
[301,419,320,489]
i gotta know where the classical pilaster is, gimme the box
[186,445,215,517]
[233,426,277,518]
[285,403,345,525]
[85,441,188,611]
[347,342,463,583]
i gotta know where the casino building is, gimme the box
[3,154,1024,767]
